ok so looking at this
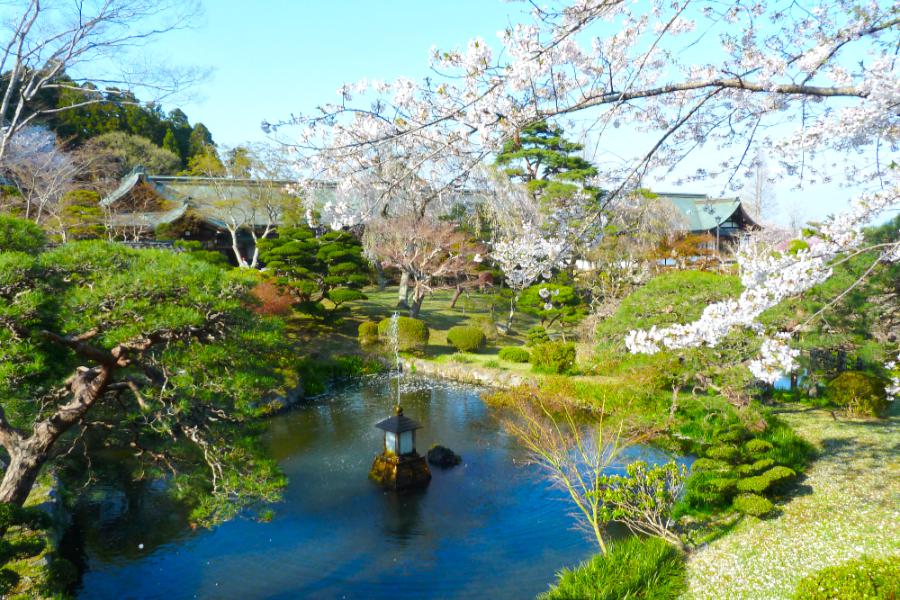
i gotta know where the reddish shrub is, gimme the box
[250,281,294,316]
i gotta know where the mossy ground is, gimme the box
[684,404,899,599]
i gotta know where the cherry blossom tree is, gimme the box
[274,0,899,384]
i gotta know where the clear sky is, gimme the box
[145,1,887,228]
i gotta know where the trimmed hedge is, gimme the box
[446,325,486,353]
[732,493,774,517]
[530,341,577,374]
[744,439,774,455]
[377,316,429,353]
[828,371,889,417]
[706,444,740,462]
[793,555,900,599]
[526,326,550,347]
[358,321,379,342]
[499,346,530,363]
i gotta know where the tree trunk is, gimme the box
[0,445,48,506]
[505,294,519,332]
[409,287,426,318]
[397,272,410,309]
[374,262,387,291]
[449,285,464,309]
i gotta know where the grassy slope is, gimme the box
[684,405,900,599]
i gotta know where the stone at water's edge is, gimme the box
[427,445,462,468]
[369,453,432,490]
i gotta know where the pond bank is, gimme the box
[684,405,900,599]
[402,356,536,388]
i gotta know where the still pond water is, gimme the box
[64,376,672,599]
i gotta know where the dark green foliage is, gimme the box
[294,355,384,396]
[530,341,577,374]
[744,439,774,455]
[596,270,742,352]
[526,325,550,347]
[59,189,105,240]
[758,417,815,473]
[257,227,370,319]
[793,555,900,599]
[736,458,775,476]
[0,569,18,595]
[358,321,379,342]
[732,493,775,517]
[0,241,293,524]
[691,458,731,473]
[446,326,486,353]
[172,240,231,268]
[496,120,603,217]
[736,466,796,494]
[0,215,45,253]
[499,346,531,363]
[377,317,429,353]
[539,536,687,600]
[518,283,584,329]
[705,444,740,462]
[827,371,889,417]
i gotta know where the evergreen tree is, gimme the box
[162,128,180,157]
[188,123,215,159]
[495,120,602,214]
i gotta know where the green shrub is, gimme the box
[540,536,687,600]
[446,325,486,353]
[827,371,889,417]
[526,326,550,347]
[702,477,738,496]
[484,359,500,368]
[761,465,796,489]
[691,458,731,473]
[760,417,814,473]
[705,444,740,462]
[358,321,379,342]
[736,458,775,476]
[679,471,732,512]
[0,215,46,254]
[499,346,530,363]
[735,474,771,494]
[530,341,577,374]
[377,316,429,353]
[793,555,900,599]
[732,493,775,517]
[744,439,774,455]
[716,429,746,444]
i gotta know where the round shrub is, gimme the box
[744,439,774,455]
[358,321,378,342]
[736,474,771,494]
[705,444,740,463]
[761,465,796,489]
[691,458,731,473]
[526,326,550,347]
[499,346,530,363]
[530,341,577,374]
[0,215,46,254]
[377,316,429,353]
[446,325,486,353]
[732,493,774,517]
[793,555,899,600]
[736,458,775,476]
[827,371,888,417]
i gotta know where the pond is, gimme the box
[62,376,675,599]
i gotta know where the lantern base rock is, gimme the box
[369,452,431,490]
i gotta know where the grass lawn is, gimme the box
[289,286,547,363]
[684,404,900,599]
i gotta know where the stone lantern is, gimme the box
[369,405,431,490]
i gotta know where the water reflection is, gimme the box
[65,376,672,599]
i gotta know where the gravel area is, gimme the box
[684,405,899,599]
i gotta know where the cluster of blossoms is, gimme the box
[538,286,561,311]
[490,223,570,293]
[887,355,900,402]
[626,184,899,383]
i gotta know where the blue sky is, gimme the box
[145,1,885,227]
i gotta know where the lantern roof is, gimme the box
[375,406,422,434]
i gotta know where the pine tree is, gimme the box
[496,121,602,213]
[162,127,180,159]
